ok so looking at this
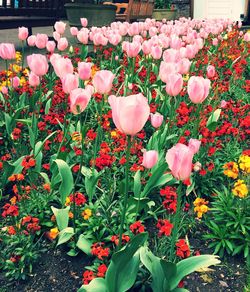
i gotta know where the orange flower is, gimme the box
[43,183,51,192]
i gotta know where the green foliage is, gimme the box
[204,187,250,258]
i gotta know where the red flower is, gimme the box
[82,270,95,285]
[156,219,173,237]
[130,221,145,234]
[97,264,108,278]
[176,239,190,259]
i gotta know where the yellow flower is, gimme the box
[223,162,239,179]
[111,130,118,138]
[49,227,59,240]
[232,180,248,198]
[71,131,82,142]
[238,155,250,174]
[193,198,209,218]
[65,196,71,206]
[82,208,92,220]
[183,74,189,82]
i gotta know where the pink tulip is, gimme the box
[150,112,164,128]
[27,54,48,76]
[35,34,48,49]
[81,18,88,27]
[18,27,29,41]
[151,46,162,60]
[57,37,68,51]
[165,73,183,97]
[126,41,141,58]
[52,57,74,79]
[188,138,201,154]
[166,143,195,181]
[220,100,227,108]
[61,73,79,94]
[187,76,210,104]
[206,65,216,78]
[177,58,191,75]
[28,72,40,87]
[142,40,151,55]
[78,62,92,80]
[46,41,56,53]
[159,62,177,83]
[27,35,36,47]
[54,21,66,35]
[244,32,250,42]
[93,70,115,94]
[49,53,61,67]
[0,43,16,60]
[163,49,180,63]
[11,76,20,88]
[108,93,150,136]
[1,86,8,94]
[70,27,79,36]
[70,88,91,114]
[77,30,89,44]
[53,31,61,42]
[142,150,158,169]
[212,38,218,46]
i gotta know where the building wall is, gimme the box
[170,0,191,18]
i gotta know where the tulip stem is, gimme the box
[118,135,131,249]
[169,182,184,262]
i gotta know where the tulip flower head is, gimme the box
[108,93,150,136]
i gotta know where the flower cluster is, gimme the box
[193,198,209,218]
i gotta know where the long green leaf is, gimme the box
[51,206,70,231]
[78,278,107,292]
[106,233,148,292]
[54,159,74,205]
[170,255,220,290]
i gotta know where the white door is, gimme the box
[193,0,246,21]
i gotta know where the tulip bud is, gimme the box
[150,112,164,128]
[142,150,158,169]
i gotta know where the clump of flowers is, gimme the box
[232,179,248,198]
[111,234,130,246]
[193,198,209,218]
[129,221,145,234]
[82,208,92,220]
[156,219,173,237]
[91,243,110,260]
[223,162,239,179]
[82,263,108,285]
[238,154,250,174]
[223,152,249,198]
[176,239,190,259]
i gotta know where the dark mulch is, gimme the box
[0,246,87,292]
[185,224,247,292]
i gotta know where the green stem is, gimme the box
[169,183,184,262]
[73,113,86,240]
[118,135,131,249]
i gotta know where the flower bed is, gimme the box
[0,18,249,291]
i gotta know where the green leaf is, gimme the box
[206,109,221,131]
[106,232,148,292]
[57,227,74,246]
[140,246,165,292]
[78,278,107,292]
[160,259,177,284]
[4,113,11,135]
[76,235,92,255]
[133,170,141,198]
[34,131,57,157]
[170,255,220,290]
[54,159,74,205]
[51,206,70,231]
[142,163,172,197]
